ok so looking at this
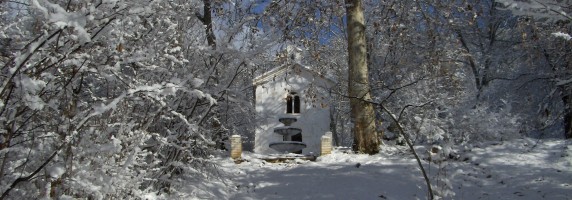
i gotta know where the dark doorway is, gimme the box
[291,133,302,142]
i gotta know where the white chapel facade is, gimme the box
[253,63,335,155]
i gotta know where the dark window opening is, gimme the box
[294,96,300,113]
[286,96,293,113]
[286,92,300,114]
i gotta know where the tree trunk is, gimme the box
[542,50,572,139]
[563,94,572,139]
[345,0,380,154]
[196,0,227,149]
[201,0,216,48]
[197,0,219,83]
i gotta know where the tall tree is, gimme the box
[345,0,380,154]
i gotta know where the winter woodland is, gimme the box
[0,0,570,199]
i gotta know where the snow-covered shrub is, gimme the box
[450,102,523,143]
[0,0,232,199]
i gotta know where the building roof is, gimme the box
[252,63,336,87]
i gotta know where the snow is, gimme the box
[32,0,91,44]
[497,0,570,21]
[199,138,572,199]
[17,75,47,110]
[47,165,66,179]
[552,32,572,41]
[557,78,572,86]
[23,94,45,110]
[220,149,428,199]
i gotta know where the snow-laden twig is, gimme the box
[0,143,64,200]
[551,32,572,41]
[496,0,572,22]
[378,104,435,200]
[341,93,434,199]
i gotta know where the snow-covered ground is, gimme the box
[187,138,572,200]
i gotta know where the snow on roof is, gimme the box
[252,62,336,87]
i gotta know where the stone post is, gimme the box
[321,132,333,156]
[230,135,242,160]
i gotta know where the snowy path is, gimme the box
[449,139,572,199]
[214,139,572,200]
[229,156,428,199]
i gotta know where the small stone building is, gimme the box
[253,63,335,155]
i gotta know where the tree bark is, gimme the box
[345,0,380,154]
[196,0,228,149]
[196,0,218,80]
[200,0,216,48]
[542,49,572,139]
[563,94,572,139]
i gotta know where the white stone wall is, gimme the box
[254,66,332,155]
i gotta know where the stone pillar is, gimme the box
[230,135,242,160]
[321,132,333,156]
